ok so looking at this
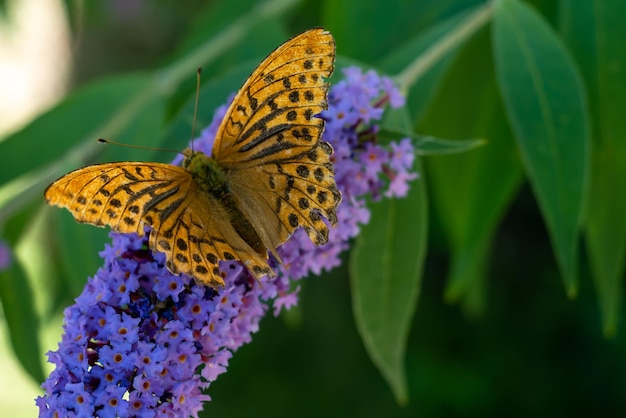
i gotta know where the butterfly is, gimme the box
[45,28,340,288]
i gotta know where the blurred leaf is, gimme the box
[170,0,288,67]
[14,206,61,319]
[0,202,49,382]
[0,74,154,184]
[0,259,45,383]
[0,74,167,221]
[165,1,289,118]
[0,0,7,19]
[60,0,81,34]
[379,125,486,155]
[55,210,109,298]
[350,108,427,404]
[321,0,482,63]
[158,0,304,115]
[379,4,490,123]
[493,0,590,297]
[0,75,167,301]
[560,0,626,336]
[421,27,522,314]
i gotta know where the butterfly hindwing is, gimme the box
[226,141,340,252]
[148,185,272,286]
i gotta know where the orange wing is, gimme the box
[211,28,340,257]
[44,162,271,287]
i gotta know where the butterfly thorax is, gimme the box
[182,149,231,198]
[182,148,265,256]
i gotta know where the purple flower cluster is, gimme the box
[36,67,417,417]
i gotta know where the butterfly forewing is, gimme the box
[44,163,188,234]
[212,28,340,255]
[213,28,335,166]
[45,162,270,287]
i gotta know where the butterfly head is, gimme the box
[182,148,211,172]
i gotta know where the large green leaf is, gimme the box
[350,107,427,404]
[560,0,626,336]
[55,210,110,299]
[493,0,590,297]
[350,166,425,404]
[0,253,45,383]
[421,28,522,315]
[0,74,166,224]
[0,74,154,184]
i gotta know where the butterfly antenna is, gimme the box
[190,67,202,153]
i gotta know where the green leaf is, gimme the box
[493,0,590,297]
[0,203,47,383]
[379,128,486,156]
[379,4,491,122]
[560,0,626,336]
[0,74,153,183]
[55,210,110,298]
[322,0,483,63]
[0,74,165,223]
[0,258,45,383]
[420,27,523,314]
[413,136,486,155]
[350,163,425,404]
[165,2,288,118]
[350,103,427,403]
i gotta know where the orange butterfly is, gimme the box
[45,28,340,288]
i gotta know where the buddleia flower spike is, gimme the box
[37,33,418,417]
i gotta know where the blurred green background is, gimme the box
[1,0,625,416]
